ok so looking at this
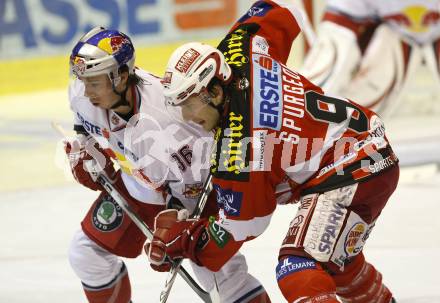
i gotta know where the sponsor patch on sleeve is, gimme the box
[208,216,231,248]
[252,35,269,55]
[213,184,243,216]
[238,1,274,23]
[252,53,283,130]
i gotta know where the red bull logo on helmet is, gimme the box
[97,36,130,54]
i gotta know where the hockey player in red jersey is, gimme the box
[301,0,440,118]
[66,27,271,302]
[147,1,400,302]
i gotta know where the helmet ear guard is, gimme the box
[162,42,232,106]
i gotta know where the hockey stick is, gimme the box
[90,171,213,303]
[159,173,213,303]
[51,121,213,302]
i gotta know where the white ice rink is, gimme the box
[1,166,440,302]
[1,89,440,302]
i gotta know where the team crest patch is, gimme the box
[92,195,124,232]
[183,182,203,199]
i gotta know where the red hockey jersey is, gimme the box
[196,0,398,271]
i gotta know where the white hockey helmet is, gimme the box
[70,26,135,85]
[163,42,232,106]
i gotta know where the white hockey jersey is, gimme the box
[69,69,213,211]
[327,0,440,44]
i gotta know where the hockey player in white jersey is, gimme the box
[66,26,270,302]
[300,0,440,117]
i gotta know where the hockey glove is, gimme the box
[64,134,118,191]
[146,209,208,271]
[144,242,172,272]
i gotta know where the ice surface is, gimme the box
[1,166,439,302]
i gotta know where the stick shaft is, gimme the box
[160,174,213,302]
[50,123,213,303]
[94,173,212,302]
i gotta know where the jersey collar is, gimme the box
[106,85,141,132]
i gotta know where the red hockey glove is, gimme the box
[144,242,172,272]
[64,134,118,191]
[146,209,208,271]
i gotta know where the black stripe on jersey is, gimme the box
[73,124,88,135]
[302,146,398,195]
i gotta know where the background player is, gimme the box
[300,0,440,118]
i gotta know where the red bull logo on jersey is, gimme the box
[252,53,282,130]
[384,6,440,33]
[97,36,130,54]
[102,128,110,139]
[183,182,203,199]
